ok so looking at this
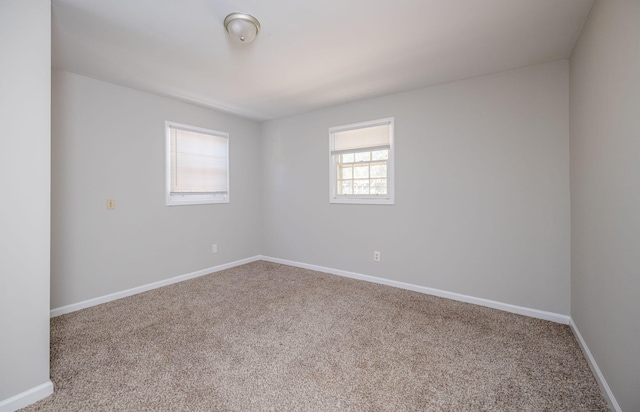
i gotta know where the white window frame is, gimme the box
[329,117,395,205]
[165,121,230,206]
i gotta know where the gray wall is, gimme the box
[261,60,571,315]
[51,71,262,309]
[0,0,51,402]
[570,1,640,410]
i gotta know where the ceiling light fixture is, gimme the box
[224,13,261,43]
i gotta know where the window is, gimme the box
[329,118,394,204]
[165,121,229,205]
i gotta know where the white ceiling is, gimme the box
[52,0,594,121]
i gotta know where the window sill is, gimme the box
[166,194,229,206]
[329,197,394,205]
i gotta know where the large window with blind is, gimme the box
[165,121,229,205]
[329,118,394,204]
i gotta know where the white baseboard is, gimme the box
[0,381,53,412]
[50,256,261,317]
[47,255,618,409]
[569,319,621,412]
[52,255,570,323]
[259,255,570,324]
[260,257,623,407]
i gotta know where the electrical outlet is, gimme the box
[106,198,115,210]
[212,244,217,254]
[373,251,381,262]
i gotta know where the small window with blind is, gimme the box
[329,118,394,205]
[165,121,229,206]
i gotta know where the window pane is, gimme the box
[354,165,369,178]
[339,165,353,179]
[355,152,371,162]
[371,179,387,195]
[338,180,352,195]
[342,153,354,163]
[372,149,389,161]
[354,180,370,194]
[370,163,387,178]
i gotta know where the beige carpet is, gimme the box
[23,261,608,411]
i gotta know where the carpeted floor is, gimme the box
[23,261,608,411]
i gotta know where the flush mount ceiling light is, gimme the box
[224,13,261,43]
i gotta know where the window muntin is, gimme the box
[337,149,388,195]
[165,121,229,205]
[329,118,394,204]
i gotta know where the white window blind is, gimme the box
[330,121,391,155]
[166,122,229,205]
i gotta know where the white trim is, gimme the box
[50,256,261,317]
[52,253,570,323]
[329,196,395,205]
[0,381,53,412]
[165,120,230,206]
[569,319,622,412]
[46,255,618,410]
[258,255,570,324]
[329,117,395,205]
